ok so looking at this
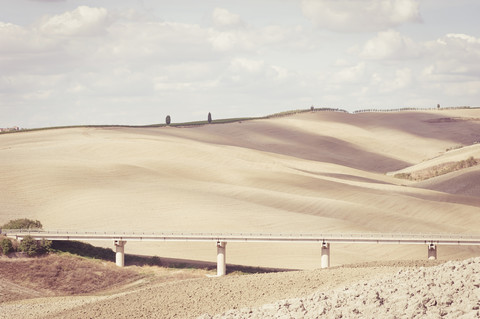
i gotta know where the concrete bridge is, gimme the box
[2,230,480,276]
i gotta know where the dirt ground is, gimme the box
[1,259,446,319]
[1,110,480,317]
[201,258,480,319]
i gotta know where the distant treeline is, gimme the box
[265,107,348,119]
[2,106,477,135]
[353,106,474,114]
[263,105,475,119]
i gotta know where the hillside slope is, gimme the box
[1,109,480,268]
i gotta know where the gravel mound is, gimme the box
[199,258,480,319]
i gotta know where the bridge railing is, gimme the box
[2,229,480,242]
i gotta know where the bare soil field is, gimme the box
[2,256,478,318]
[0,255,447,318]
[1,109,480,268]
[1,109,480,317]
[200,257,480,319]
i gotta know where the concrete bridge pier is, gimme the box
[115,240,126,267]
[428,243,437,260]
[217,241,227,276]
[321,242,330,268]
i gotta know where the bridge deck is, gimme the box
[3,230,480,245]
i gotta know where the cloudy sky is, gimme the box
[1,0,479,128]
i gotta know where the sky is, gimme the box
[1,0,479,128]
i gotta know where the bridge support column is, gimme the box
[217,241,227,276]
[428,243,437,260]
[321,242,330,268]
[115,240,126,267]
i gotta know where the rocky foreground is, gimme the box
[199,258,480,319]
[1,258,479,318]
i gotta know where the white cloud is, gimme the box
[208,24,306,53]
[373,68,413,93]
[208,30,250,52]
[392,68,413,89]
[104,21,215,64]
[357,30,480,100]
[230,58,265,74]
[359,31,480,76]
[212,8,243,28]
[332,62,366,83]
[301,0,421,32]
[445,33,480,44]
[360,29,421,60]
[2,3,480,128]
[1,5,313,127]
[270,65,289,81]
[425,33,480,77]
[444,81,480,97]
[38,6,110,36]
[0,22,53,55]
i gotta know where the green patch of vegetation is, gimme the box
[1,218,42,230]
[1,238,13,255]
[1,219,50,256]
[18,235,51,257]
[19,235,38,256]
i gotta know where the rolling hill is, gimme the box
[1,108,480,269]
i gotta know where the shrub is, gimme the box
[19,235,39,256]
[2,218,42,230]
[394,173,412,180]
[465,156,477,167]
[1,238,13,255]
[166,115,171,125]
[38,239,53,254]
[150,256,161,266]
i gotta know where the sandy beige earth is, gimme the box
[200,258,480,319]
[0,258,445,318]
[1,109,480,268]
[1,108,480,317]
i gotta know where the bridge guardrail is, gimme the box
[2,229,480,245]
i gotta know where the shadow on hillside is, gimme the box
[159,110,480,173]
[160,120,411,173]
[355,111,480,146]
[50,240,292,274]
[51,240,115,260]
[127,254,296,274]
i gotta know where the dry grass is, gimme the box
[0,254,141,298]
[394,157,479,181]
